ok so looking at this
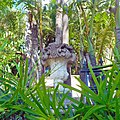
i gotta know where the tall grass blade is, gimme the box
[88,63,100,94]
[108,72,120,102]
[82,105,105,120]
[30,92,48,116]
[24,58,28,86]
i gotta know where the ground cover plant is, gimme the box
[61,62,120,119]
[0,0,120,119]
[0,58,120,119]
[0,59,76,119]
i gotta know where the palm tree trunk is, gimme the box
[110,0,120,61]
[115,0,120,54]
[62,1,71,86]
[55,0,63,44]
[37,0,43,51]
[36,0,44,74]
[25,11,42,82]
[63,2,69,44]
[79,2,96,66]
[88,1,96,66]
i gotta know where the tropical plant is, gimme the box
[12,77,75,120]
[69,0,115,68]
[0,59,36,119]
[0,0,26,77]
[1,0,120,119]
[111,0,120,62]
[1,57,79,120]
[0,57,76,119]
[60,62,120,119]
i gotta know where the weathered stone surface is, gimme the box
[41,42,76,92]
[41,42,76,66]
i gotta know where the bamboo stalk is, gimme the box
[116,0,120,27]
[115,0,120,56]
[88,1,96,66]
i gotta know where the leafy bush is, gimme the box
[61,63,120,119]
[0,57,120,119]
[0,59,34,119]
[0,59,76,119]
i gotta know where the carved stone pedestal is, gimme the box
[41,42,75,92]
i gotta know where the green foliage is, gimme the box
[0,57,43,119]
[94,12,115,60]
[0,0,25,74]
[60,63,120,119]
[0,0,120,119]
[69,0,115,64]
[0,59,75,119]
[114,47,120,62]
[42,2,56,45]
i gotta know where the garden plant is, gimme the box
[0,0,120,120]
